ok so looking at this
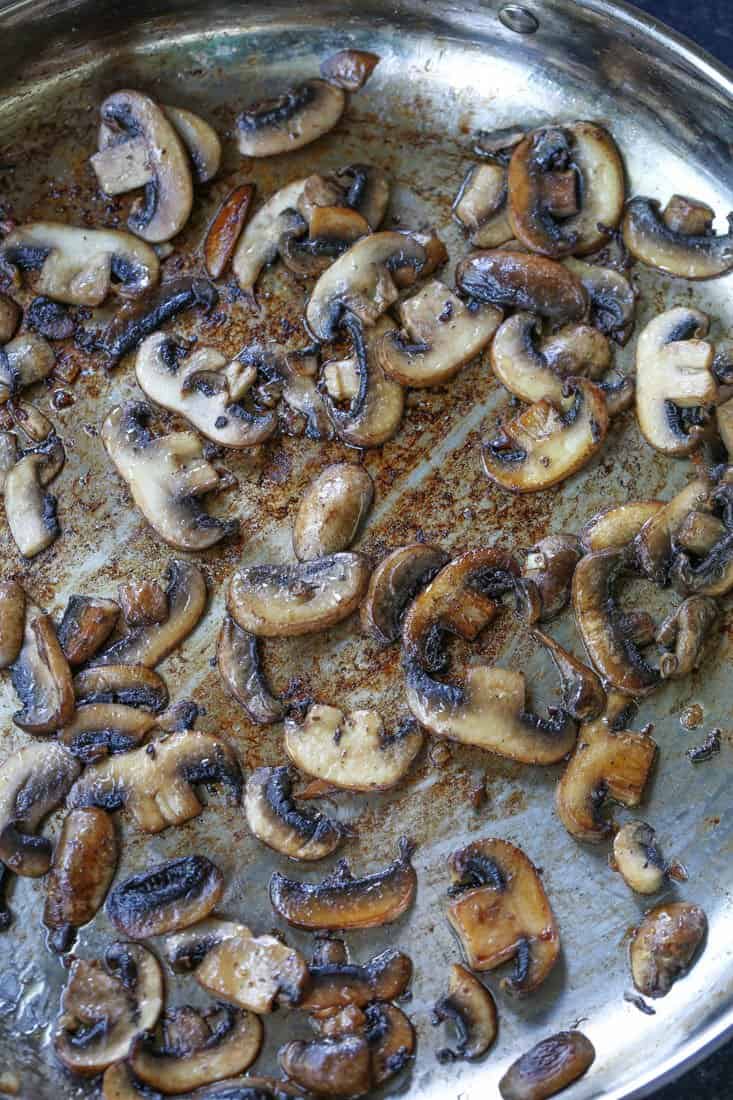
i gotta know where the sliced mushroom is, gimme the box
[102,402,236,550]
[280,207,368,280]
[43,808,118,953]
[4,437,65,558]
[572,548,660,694]
[195,925,310,1013]
[481,379,609,493]
[499,1031,596,1100]
[237,79,345,157]
[579,500,663,553]
[542,323,612,379]
[364,1002,415,1088]
[11,609,75,733]
[299,946,412,1011]
[556,701,657,841]
[294,463,373,560]
[57,596,120,666]
[204,183,256,279]
[656,595,718,678]
[246,766,342,861]
[612,821,670,895]
[59,702,158,763]
[623,195,733,279]
[320,49,380,91]
[310,1003,367,1038]
[67,730,242,833]
[455,250,588,324]
[519,534,582,622]
[118,580,168,627]
[564,257,635,344]
[228,553,370,638]
[54,943,163,1076]
[532,629,606,721]
[633,476,711,584]
[7,398,55,443]
[716,395,733,456]
[452,162,513,248]
[668,484,733,596]
[24,295,71,341]
[0,333,56,402]
[217,617,283,725]
[107,855,224,938]
[0,580,25,669]
[433,963,498,1061]
[164,917,244,972]
[129,1005,262,1094]
[322,315,405,447]
[161,104,221,183]
[0,431,18,491]
[284,705,423,791]
[0,293,20,343]
[630,902,707,997]
[447,838,559,993]
[103,277,218,365]
[270,837,417,930]
[675,508,727,558]
[361,543,449,644]
[232,178,310,296]
[334,163,390,229]
[0,742,80,876]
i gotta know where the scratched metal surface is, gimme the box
[0,1,731,1097]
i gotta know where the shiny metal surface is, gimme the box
[0,1,731,1097]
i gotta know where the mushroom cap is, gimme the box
[630,902,707,997]
[245,765,342,861]
[0,741,80,876]
[623,195,733,279]
[0,332,56,399]
[499,1030,596,1100]
[456,249,587,323]
[293,463,374,560]
[237,79,345,158]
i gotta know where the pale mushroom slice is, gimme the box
[93,90,193,242]
[103,277,219,365]
[4,436,65,558]
[57,596,120,667]
[294,463,374,560]
[633,475,712,584]
[452,161,513,248]
[376,279,501,387]
[54,943,163,1076]
[564,257,636,345]
[0,742,80,876]
[237,79,345,157]
[195,924,310,1012]
[102,401,237,550]
[499,1031,596,1100]
[433,963,498,1061]
[270,837,417,930]
[0,223,159,305]
[481,379,609,493]
[67,730,242,833]
[556,697,657,842]
[361,543,449,645]
[630,902,707,998]
[623,195,733,279]
[164,917,245,972]
[656,595,718,677]
[135,332,277,448]
[43,808,118,953]
[107,855,224,938]
[228,553,371,638]
[635,307,717,455]
[579,500,663,553]
[161,104,221,182]
[284,705,424,791]
[232,178,310,296]
[217,617,284,725]
[245,766,342,861]
[11,608,75,733]
[455,250,588,324]
[322,315,405,447]
[447,838,560,994]
[0,580,25,669]
[612,821,683,895]
[0,332,56,404]
[98,103,221,189]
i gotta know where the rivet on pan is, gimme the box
[498,4,539,34]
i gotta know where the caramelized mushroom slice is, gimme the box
[43,808,118,953]
[456,250,587,324]
[245,766,342,861]
[630,902,707,997]
[299,947,412,1011]
[447,838,559,994]
[103,277,218,365]
[499,1031,595,1100]
[54,943,163,1076]
[564,257,635,345]
[674,509,727,557]
[67,730,242,833]
[117,580,168,628]
[232,178,310,296]
[217,617,283,725]
[519,534,581,621]
[481,379,609,493]
[612,821,672,895]
[452,162,513,249]
[59,703,157,763]
[204,183,256,279]
[320,49,380,91]
[623,195,733,279]
[361,543,448,645]
[365,1002,415,1088]
[433,963,498,1061]
[107,855,224,938]
[57,596,120,666]
[11,609,75,733]
[4,437,65,558]
[294,463,373,560]
[334,163,390,230]
[668,484,733,596]
[228,553,370,637]
[270,837,417,930]
[0,580,25,669]
[633,476,711,584]
[322,315,405,447]
[656,595,718,678]
[279,1034,371,1098]
[532,629,606,721]
[579,500,663,553]
[556,699,657,841]
[0,742,80,876]
[237,79,345,158]
[0,431,18,491]
[195,925,310,1013]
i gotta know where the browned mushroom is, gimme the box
[194,924,310,1013]
[11,609,75,733]
[532,629,606,721]
[103,277,218,365]
[564,257,636,345]
[0,742,80,876]
[321,315,405,447]
[320,49,380,91]
[452,161,513,249]
[433,963,498,1061]
[612,821,679,895]
[623,195,733,279]
[57,596,120,666]
[633,476,711,584]
[656,596,718,678]
[237,79,346,158]
[294,463,373,560]
[107,855,224,938]
[499,1031,596,1100]
[204,183,256,279]
[43,808,118,952]
[630,902,707,998]
[518,534,581,622]
[217,617,284,726]
[245,766,342,861]
[117,580,168,627]
[455,250,587,324]
[299,946,412,1011]
[72,664,169,712]
[0,580,25,669]
[579,500,663,553]
[361,543,449,644]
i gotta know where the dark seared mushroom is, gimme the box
[361,543,449,644]
[59,702,158,763]
[54,943,163,1076]
[0,333,55,403]
[107,855,224,938]
[284,705,423,791]
[448,838,560,994]
[57,596,120,666]
[11,608,75,733]
[25,296,74,341]
[245,766,342,861]
[612,821,675,895]
[103,1066,301,1099]
[103,277,218,365]
[630,902,707,997]
[322,316,405,447]
[532,629,606,722]
[279,204,369,279]
[195,924,310,1013]
[519,534,582,622]
[580,499,663,553]
[0,293,20,343]
[4,436,65,558]
[270,837,417,930]
[623,195,733,279]
[556,696,657,842]
[0,742,80,876]
[118,580,168,627]
[499,1031,596,1100]
[67,730,242,833]
[43,808,118,953]
[668,484,733,596]
[455,250,588,324]
[204,183,256,279]
[217,617,284,725]
[564,257,635,344]
[656,596,718,677]
[320,49,380,91]
[299,946,412,1011]
[364,1002,415,1088]
[452,161,513,249]
[237,79,345,158]
[0,222,160,304]
[0,579,25,669]
[433,963,498,1061]
[294,463,373,560]
[633,476,711,584]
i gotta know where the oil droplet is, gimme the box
[680,704,704,730]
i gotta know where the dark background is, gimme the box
[618,7,731,1096]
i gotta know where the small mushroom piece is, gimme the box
[285,705,423,791]
[1,223,159,305]
[556,702,657,842]
[322,316,405,447]
[103,277,218,365]
[294,463,373,560]
[364,1002,415,1088]
[107,855,224,938]
[245,766,342,861]
[320,49,380,91]
[59,702,158,763]
[67,730,242,833]
[0,742,80,876]
[11,609,75,733]
[361,543,449,645]
[520,534,582,621]
[279,1034,371,1098]
[662,194,715,235]
[623,195,733,279]
[376,279,502,387]
[481,379,609,494]
[630,902,707,997]
[195,925,310,1013]
[299,947,412,1011]
[0,333,56,401]
[499,1031,596,1100]
[489,313,568,406]
[0,580,25,669]
[43,808,118,953]
[0,431,18,491]
[0,293,20,343]
[118,580,168,627]
[204,183,256,279]
[579,500,663,553]
[102,402,236,551]
[25,296,75,341]
[57,596,120,666]
[564,257,635,345]
[532,629,606,722]
[447,838,560,993]
[228,553,370,638]
[54,943,163,1076]
[656,596,718,678]
[433,963,498,1061]
[232,178,309,296]
[281,204,369,279]
[237,79,345,158]
[335,163,390,229]
[270,837,417,930]
[217,617,283,725]
[452,162,513,248]
[675,509,727,557]
[7,398,55,443]
[161,104,221,183]
[164,917,245,972]
[129,1005,263,1093]
[633,476,711,584]
[612,822,669,895]
[455,250,588,324]
[4,438,65,558]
